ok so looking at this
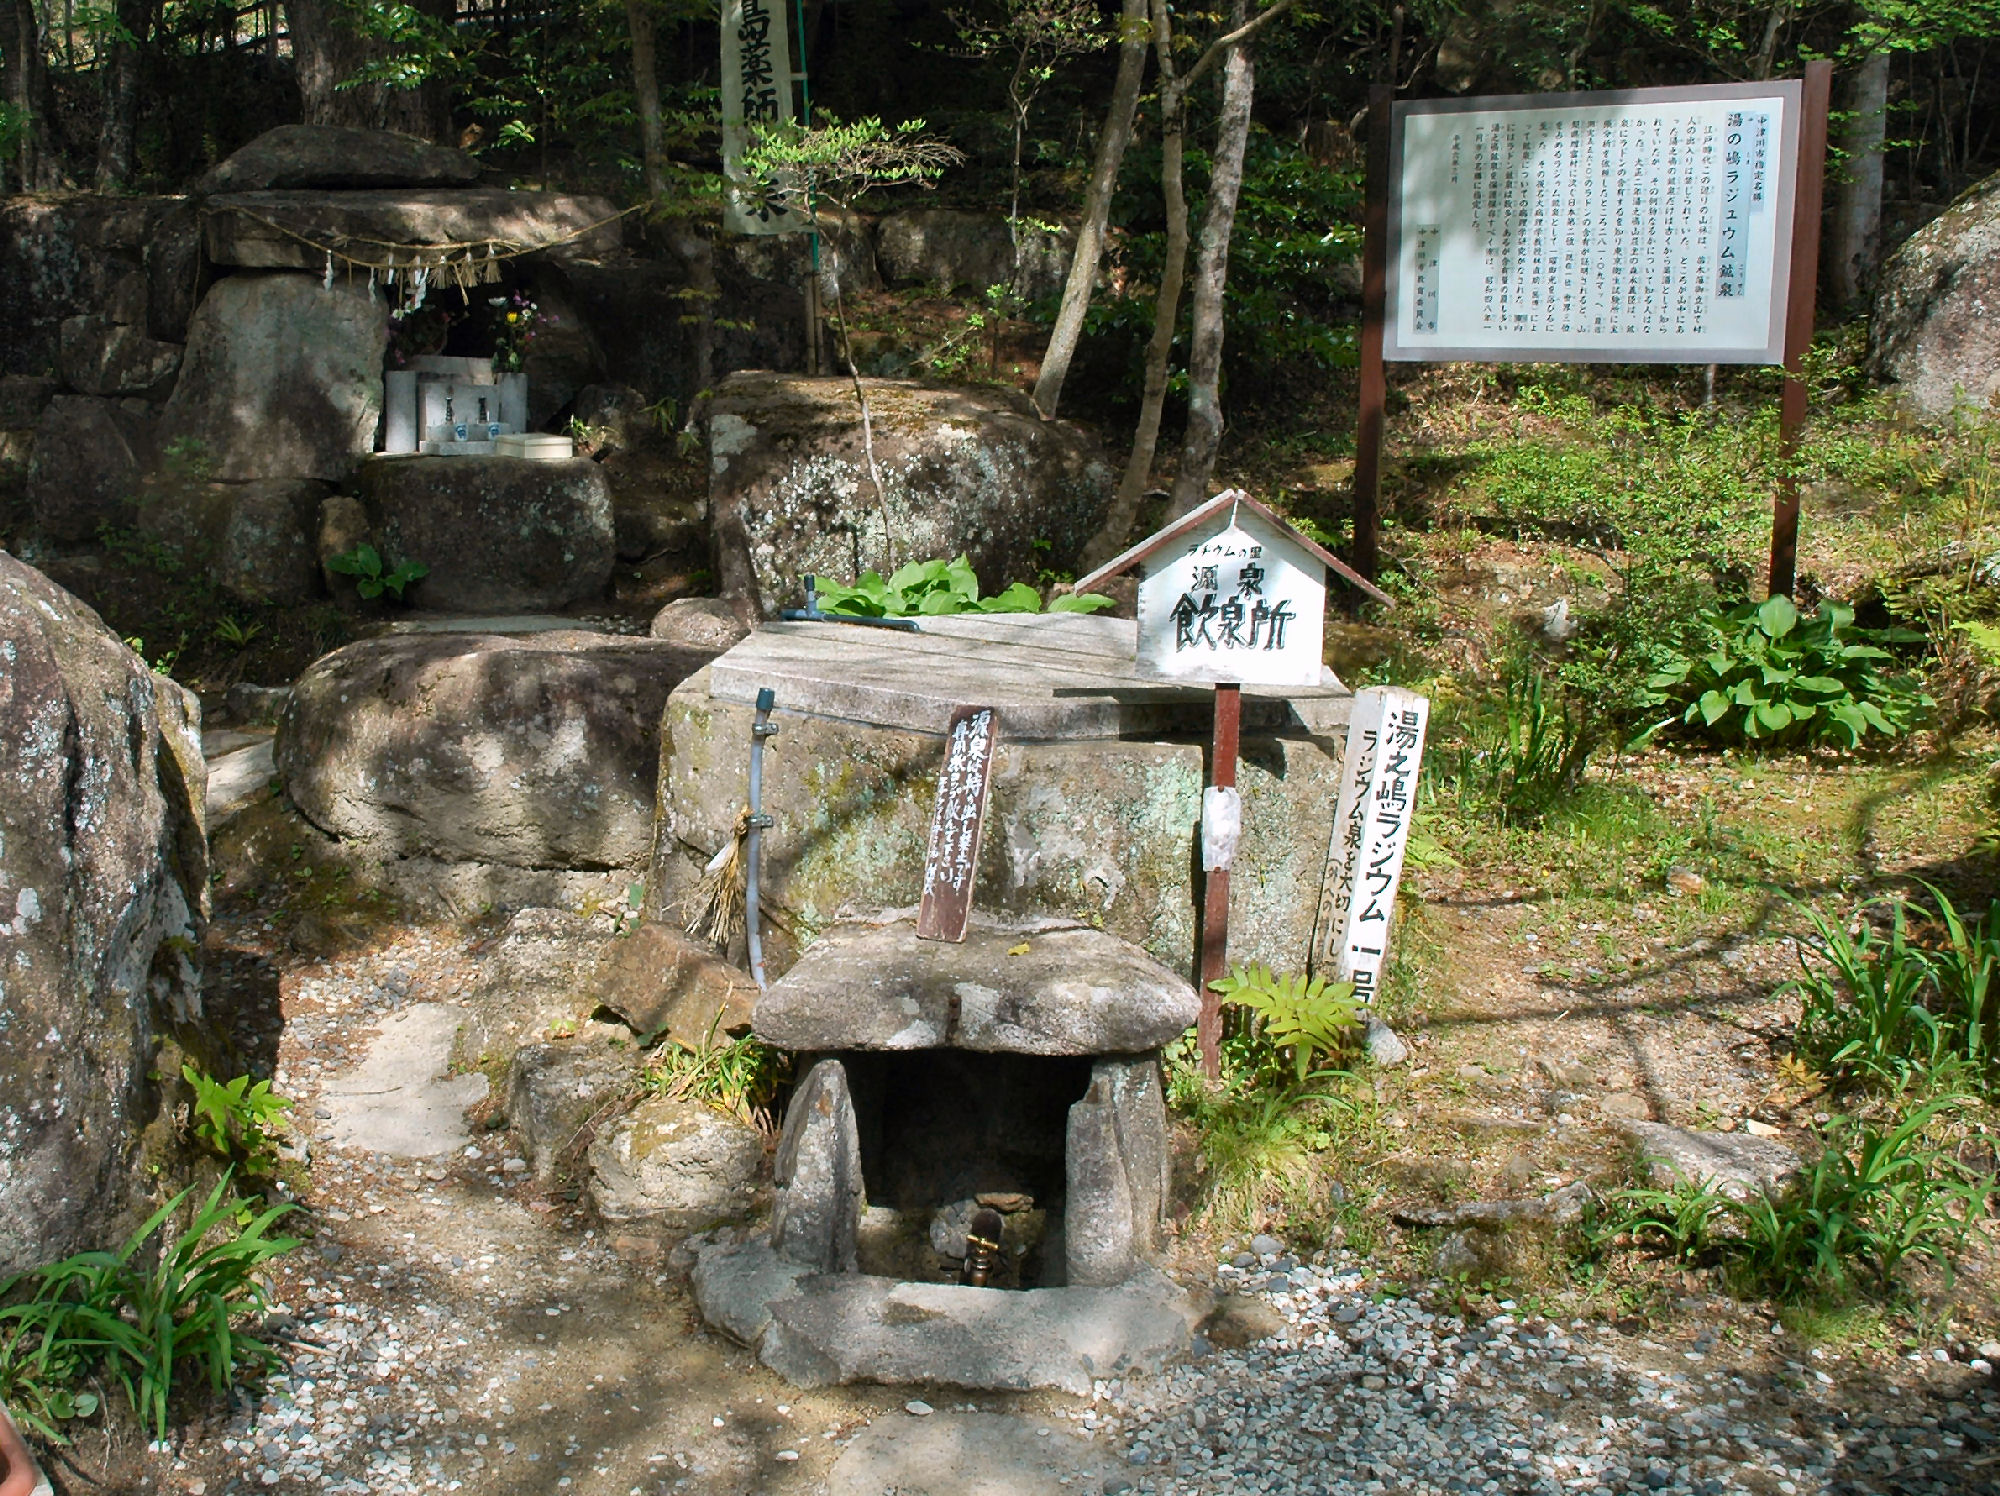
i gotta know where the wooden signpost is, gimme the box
[916,705,999,943]
[1310,686,1431,1002]
[1077,490,1393,1076]
[1353,64,1833,597]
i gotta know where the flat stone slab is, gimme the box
[829,1411,1126,1496]
[708,612,1351,740]
[1620,1121,1802,1200]
[205,739,273,825]
[693,1238,1199,1394]
[320,1004,489,1158]
[202,189,621,270]
[754,918,1198,1054]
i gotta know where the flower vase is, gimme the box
[383,369,419,454]
[498,372,529,434]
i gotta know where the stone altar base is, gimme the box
[648,612,1353,979]
[690,1237,1202,1395]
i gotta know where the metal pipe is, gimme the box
[746,687,778,991]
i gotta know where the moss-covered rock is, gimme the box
[0,553,206,1276]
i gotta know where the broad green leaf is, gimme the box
[1754,701,1792,732]
[1839,643,1891,660]
[1858,701,1892,733]
[1760,664,1795,685]
[1698,689,1732,726]
[944,554,981,601]
[1049,592,1116,614]
[1755,594,1798,638]
[975,582,1043,613]
[1792,675,1847,694]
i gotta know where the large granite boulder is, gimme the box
[277,631,714,871]
[1871,171,2000,418]
[874,209,1015,294]
[356,455,615,612]
[708,372,1114,617]
[161,275,388,483]
[0,554,206,1277]
[195,125,484,195]
[26,394,157,544]
[873,209,1075,301]
[57,315,182,398]
[135,479,326,606]
[754,919,1197,1055]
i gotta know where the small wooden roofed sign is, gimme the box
[1073,489,1393,690]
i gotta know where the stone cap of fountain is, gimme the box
[753,915,1198,1055]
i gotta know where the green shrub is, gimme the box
[326,544,428,601]
[1207,964,1362,1084]
[1451,665,1599,825]
[1595,1099,1989,1302]
[183,1064,293,1176]
[1638,595,1930,750]
[812,554,1113,618]
[1785,889,2000,1096]
[0,1173,298,1442]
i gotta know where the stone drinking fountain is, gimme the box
[679,610,1360,1393]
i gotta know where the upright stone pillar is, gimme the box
[1065,1054,1170,1286]
[771,1057,863,1273]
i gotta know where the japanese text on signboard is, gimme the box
[1385,83,1797,363]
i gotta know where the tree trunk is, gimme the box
[2,0,61,190]
[1030,0,1149,420]
[287,0,453,139]
[1079,0,1186,572]
[627,0,664,197]
[1168,0,1255,515]
[95,0,153,189]
[1826,49,1889,313]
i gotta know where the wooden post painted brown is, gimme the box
[1767,58,1833,600]
[1351,82,1393,587]
[1197,681,1242,1078]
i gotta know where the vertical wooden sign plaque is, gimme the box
[916,705,999,942]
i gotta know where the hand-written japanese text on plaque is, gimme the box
[720,0,801,237]
[916,706,998,943]
[1386,82,1798,364]
[1135,519,1327,689]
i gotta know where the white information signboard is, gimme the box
[1133,505,1327,689]
[1385,81,1802,364]
[720,0,806,237]
[1312,686,1430,1003]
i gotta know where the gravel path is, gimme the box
[1101,1249,1998,1496]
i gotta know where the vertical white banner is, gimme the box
[1311,687,1429,1004]
[720,0,806,236]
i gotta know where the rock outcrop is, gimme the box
[0,554,206,1276]
[194,124,484,195]
[26,395,156,543]
[160,275,389,483]
[707,372,1113,617]
[356,455,615,612]
[277,631,714,872]
[1871,171,2000,418]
